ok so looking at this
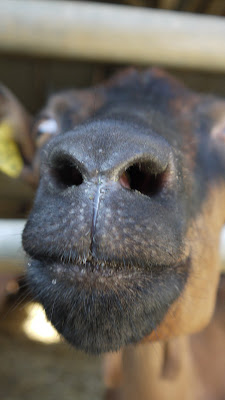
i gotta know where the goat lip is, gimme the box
[37,259,141,281]
[27,256,190,354]
[27,255,190,283]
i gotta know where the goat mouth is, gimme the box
[51,258,146,277]
[27,257,190,354]
[28,255,189,284]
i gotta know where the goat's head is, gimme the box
[1,69,225,354]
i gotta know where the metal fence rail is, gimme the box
[0,0,225,71]
[0,220,25,273]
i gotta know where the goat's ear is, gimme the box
[31,69,136,150]
[32,87,106,150]
[0,84,36,185]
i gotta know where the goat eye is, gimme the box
[36,118,58,137]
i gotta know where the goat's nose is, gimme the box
[45,119,173,194]
[47,153,84,190]
[47,152,171,200]
[118,159,169,197]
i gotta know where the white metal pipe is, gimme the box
[0,1,225,71]
[0,219,25,273]
[220,227,225,272]
[0,219,224,273]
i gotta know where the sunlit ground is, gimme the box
[22,302,61,344]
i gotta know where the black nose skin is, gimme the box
[24,116,185,268]
[44,118,172,185]
[22,116,188,355]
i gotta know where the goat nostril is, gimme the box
[119,171,131,190]
[50,157,83,189]
[119,161,167,197]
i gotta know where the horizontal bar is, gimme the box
[0,219,25,273]
[220,227,225,272]
[0,219,224,273]
[0,1,225,71]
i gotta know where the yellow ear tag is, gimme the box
[0,121,24,178]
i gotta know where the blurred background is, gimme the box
[0,0,225,399]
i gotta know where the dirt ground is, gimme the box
[0,301,103,400]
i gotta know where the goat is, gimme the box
[1,69,225,400]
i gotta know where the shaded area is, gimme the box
[0,303,103,400]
